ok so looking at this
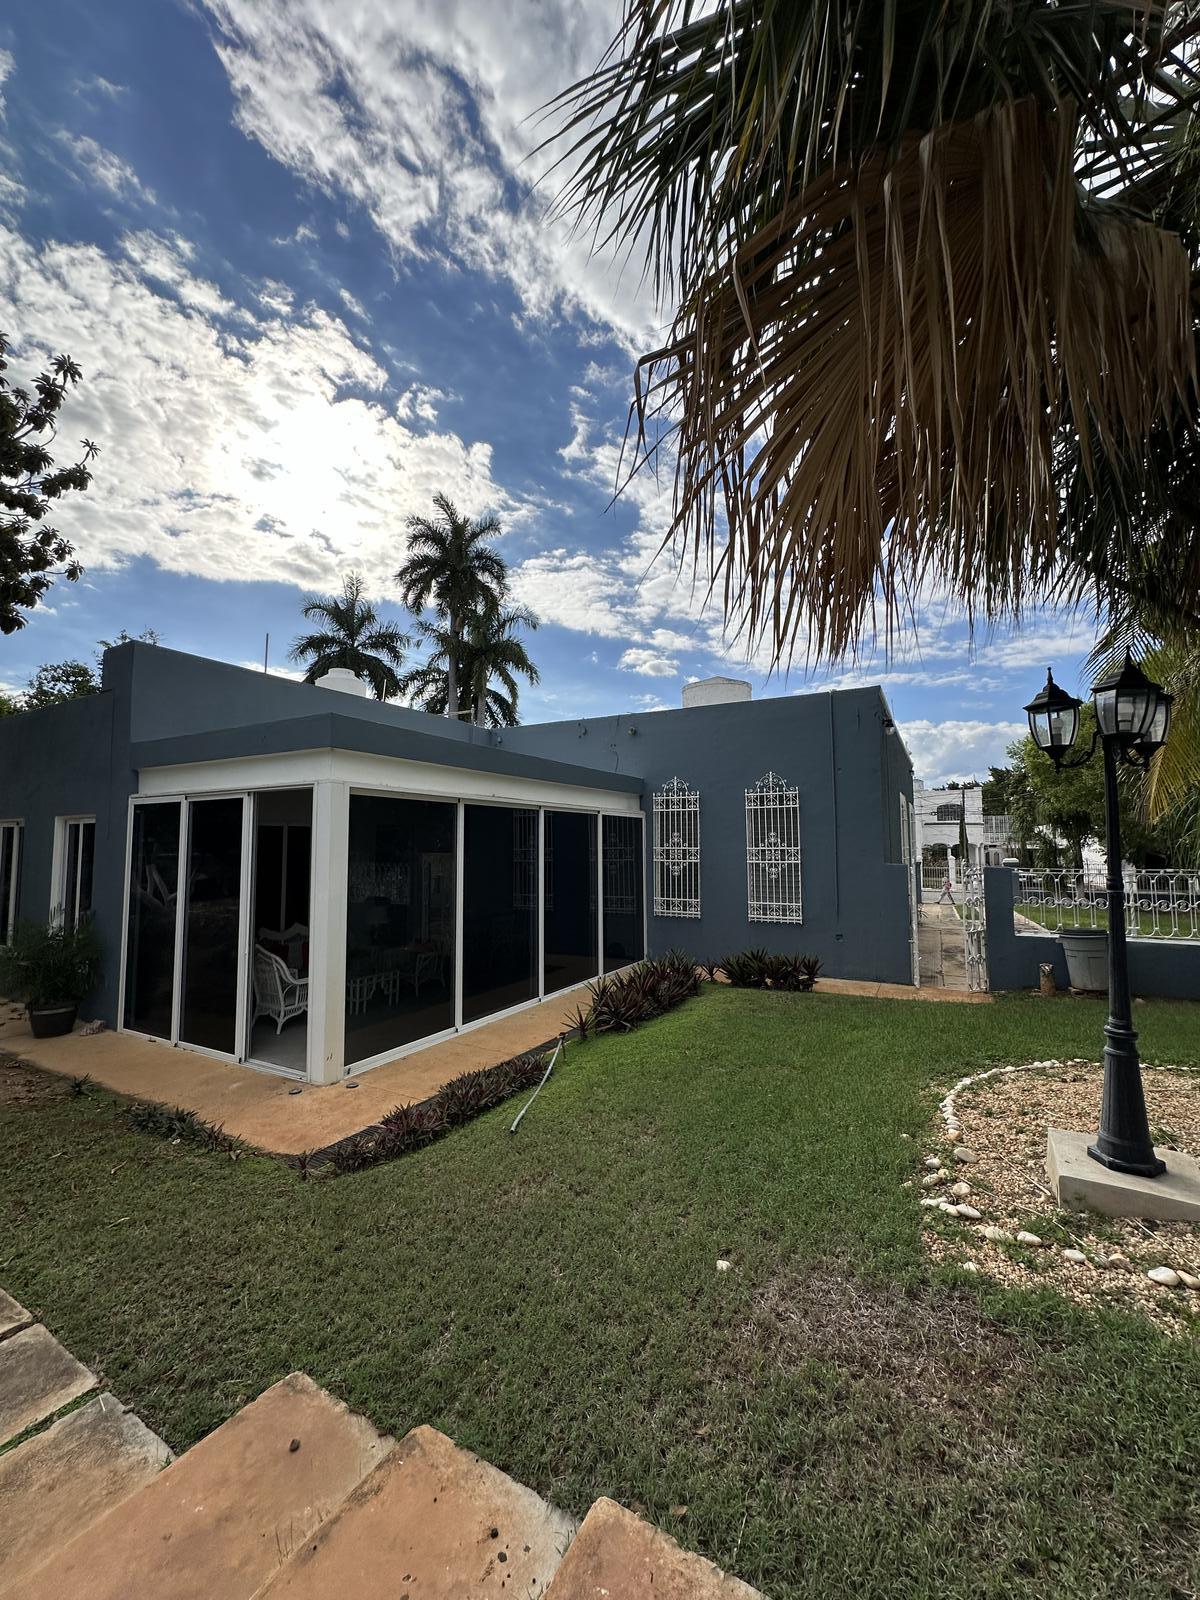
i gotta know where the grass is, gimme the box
[2,988,1199,1599]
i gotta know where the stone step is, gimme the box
[20,1373,392,1600]
[258,1424,575,1599]
[0,1321,97,1447]
[545,1497,764,1599]
[0,1288,33,1342]
[0,1390,173,1594]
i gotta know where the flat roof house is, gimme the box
[0,643,915,1085]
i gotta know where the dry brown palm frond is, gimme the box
[628,95,1196,665]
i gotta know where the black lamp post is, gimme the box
[1023,653,1174,1178]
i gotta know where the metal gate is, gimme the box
[962,867,989,992]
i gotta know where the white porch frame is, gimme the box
[123,749,646,1086]
[50,813,96,929]
[0,819,22,944]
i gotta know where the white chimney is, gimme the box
[315,667,370,698]
[682,676,752,709]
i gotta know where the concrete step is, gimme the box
[545,1497,764,1599]
[0,1321,97,1447]
[0,1288,33,1341]
[0,1390,173,1594]
[258,1423,575,1599]
[20,1373,393,1600]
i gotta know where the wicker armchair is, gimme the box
[252,944,308,1035]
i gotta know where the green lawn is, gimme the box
[2,988,1199,1599]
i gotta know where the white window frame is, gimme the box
[51,815,96,930]
[745,772,803,924]
[0,820,22,945]
[652,777,700,918]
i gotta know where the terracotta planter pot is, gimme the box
[28,1002,77,1039]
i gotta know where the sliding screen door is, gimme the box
[124,802,181,1039]
[602,815,644,972]
[543,811,597,996]
[345,794,456,1065]
[179,797,245,1054]
[462,804,538,1024]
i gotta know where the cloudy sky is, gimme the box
[1,1,1101,783]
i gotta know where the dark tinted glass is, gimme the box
[345,794,456,1065]
[543,811,597,995]
[603,815,644,972]
[124,803,181,1039]
[179,797,244,1054]
[462,805,538,1024]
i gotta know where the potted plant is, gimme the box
[0,919,102,1037]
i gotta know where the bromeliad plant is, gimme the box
[718,951,821,992]
[569,951,700,1039]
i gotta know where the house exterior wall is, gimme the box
[0,646,918,1038]
[506,687,915,984]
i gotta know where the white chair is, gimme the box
[252,945,308,1035]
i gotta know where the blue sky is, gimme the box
[0,0,1102,783]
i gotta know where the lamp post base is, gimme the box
[1049,1129,1195,1219]
[1086,1139,1167,1179]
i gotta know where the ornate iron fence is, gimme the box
[1015,867,1200,940]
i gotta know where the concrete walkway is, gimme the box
[917,902,969,991]
[0,993,581,1157]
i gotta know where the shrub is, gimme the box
[570,952,700,1039]
[0,918,101,1008]
[720,951,822,992]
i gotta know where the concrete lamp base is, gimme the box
[1047,1128,1200,1222]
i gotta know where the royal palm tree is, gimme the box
[288,571,410,700]
[401,604,540,728]
[395,494,507,716]
[547,4,1200,665]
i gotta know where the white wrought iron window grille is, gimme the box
[652,778,700,917]
[745,772,802,923]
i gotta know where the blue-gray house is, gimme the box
[0,643,916,1084]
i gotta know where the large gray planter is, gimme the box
[1059,929,1108,993]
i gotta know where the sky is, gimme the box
[0,1,1104,785]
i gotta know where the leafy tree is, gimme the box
[403,603,540,727]
[21,659,100,710]
[0,692,18,716]
[548,6,1200,664]
[288,572,410,701]
[0,333,97,634]
[395,494,507,717]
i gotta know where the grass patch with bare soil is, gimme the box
[1,988,1199,1600]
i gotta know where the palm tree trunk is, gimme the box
[446,621,458,719]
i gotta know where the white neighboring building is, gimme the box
[913,782,1018,885]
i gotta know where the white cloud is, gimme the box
[617,645,678,678]
[199,0,658,344]
[395,382,449,424]
[0,224,521,592]
[0,49,14,117]
[338,286,367,320]
[56,132,157,205]
[898,719,1026,786]
[120,231,240,319]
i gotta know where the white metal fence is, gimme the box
[1014,867,1200,940]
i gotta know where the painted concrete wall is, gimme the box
[0,646,917,1026]
[984,867,1200,1000]
[0,646,138,1019]
[506,687,915,983]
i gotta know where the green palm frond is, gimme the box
[288,571,410,700]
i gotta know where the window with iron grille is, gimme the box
[652,778,700,917]
[745,772,802,923]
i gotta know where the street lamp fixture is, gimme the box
[1023,653,1174,1179]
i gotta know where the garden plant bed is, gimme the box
[918,1059,1200,1332]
